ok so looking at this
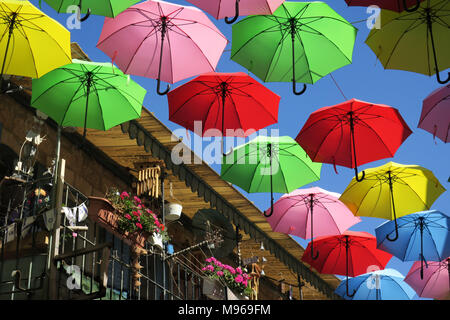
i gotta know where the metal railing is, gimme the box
[0,179,209,300]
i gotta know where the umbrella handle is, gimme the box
[386,225,399,241]
[346,279,356,298]
[225,0,240,24]
[293,81,307,96]
[78,6,91,22]
[426,9,450,84]
[403,0,421,12]
[156,78,170,96]
[354,166,365,182]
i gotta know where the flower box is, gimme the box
[87,196,150,248]
[226,287,249,300]
[202,278,226,300]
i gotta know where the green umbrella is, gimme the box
[31,59,146,138]
[41,0,141,21]
[230,1,357,95]
[365,0,450,84]
[220,136,322,216]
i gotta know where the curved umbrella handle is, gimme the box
[346,279,356,298]
[293,81,307,95]
[310,246,319,260]
[225,0,240,24]
[354,166,365,182]
[156,78,170,96]
[386,226,399,242]
[78,6,91,22]
[436,70,450,85]
[403,0,421,12]
[264,188,274,218]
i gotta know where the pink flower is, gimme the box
[132,211,141,217]
[217,271,224,276]
[201,267,207,271]
[133,196,141,203]
[125,214,132,220]
[234,275,243,283]
[120,191,129,199]
[137,204,142,209]
[236,267,242,274]
[242,280,248,287]
[207,265,214,271]
[136,223,143,229]
[205,258,212,263]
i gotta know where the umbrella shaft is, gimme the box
[158,18,168,82]
[83,78,92,138]
[0,14,16,82]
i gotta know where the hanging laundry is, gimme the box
[76,203,88,222]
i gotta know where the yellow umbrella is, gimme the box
[339,162,445,241]
[0,0,71,88]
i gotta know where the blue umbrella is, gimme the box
[375,210,450,279]
[335,268,416,300]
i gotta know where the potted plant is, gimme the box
[87,188,169,248]
[201,257,253,300]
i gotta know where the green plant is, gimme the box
[202,257,253,297]
[105,187,170,242]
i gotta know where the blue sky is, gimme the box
[29,0,449,299]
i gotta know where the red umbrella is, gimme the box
[345,0,424,12]
[168,72,280,151]
[295,98,412,181]
[302,231,392,297]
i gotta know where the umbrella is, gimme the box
[365,0,450,84]
[97,0,228,95]
[220,136,322,217]
[186,0,285,24]
[264,187,361,260]
[375,210,450,280]
[31,59,146,138]
[418,84,449,143]
[302,231,392,297]
[167,72,280,153]
[42,0,142,21]
[0,0,72,91]
[405,257,450,299]
[230,1,357,95]
[340,162,445,242]
[295,99,412,181]
[345,0,425,13]
[335,268,416,300]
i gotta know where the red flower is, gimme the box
[125,214,132,220]
[136,223,143,229]
[133,196,141,204]
[120,191,130,199]
[132,211,141,217]
[161,224,165,231]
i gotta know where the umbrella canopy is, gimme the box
[31,59,146,137]
[220,136,322,216]
[340,162,445,241]
[295,99,412,181]
[264,187,361,259]
[186,0,285,24]
[345,0,425,12]
[336,268,416,300]
[375,210,450,279]
[230,1,357,95]
[167,72,280,140]
[42,0,142,21]
[365,0,450,84]
[0,0,72,87]
[418,84,450,143]
[97,0,228,95]
[405,257,450,299]
[302,231,392,297]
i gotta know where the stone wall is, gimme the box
[0,93,128,197]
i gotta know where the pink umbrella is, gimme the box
[418,84,450,143]
[405,258,450,299]
[97,0,228,95]
[186,0,285,24]
[264,187,361,260]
